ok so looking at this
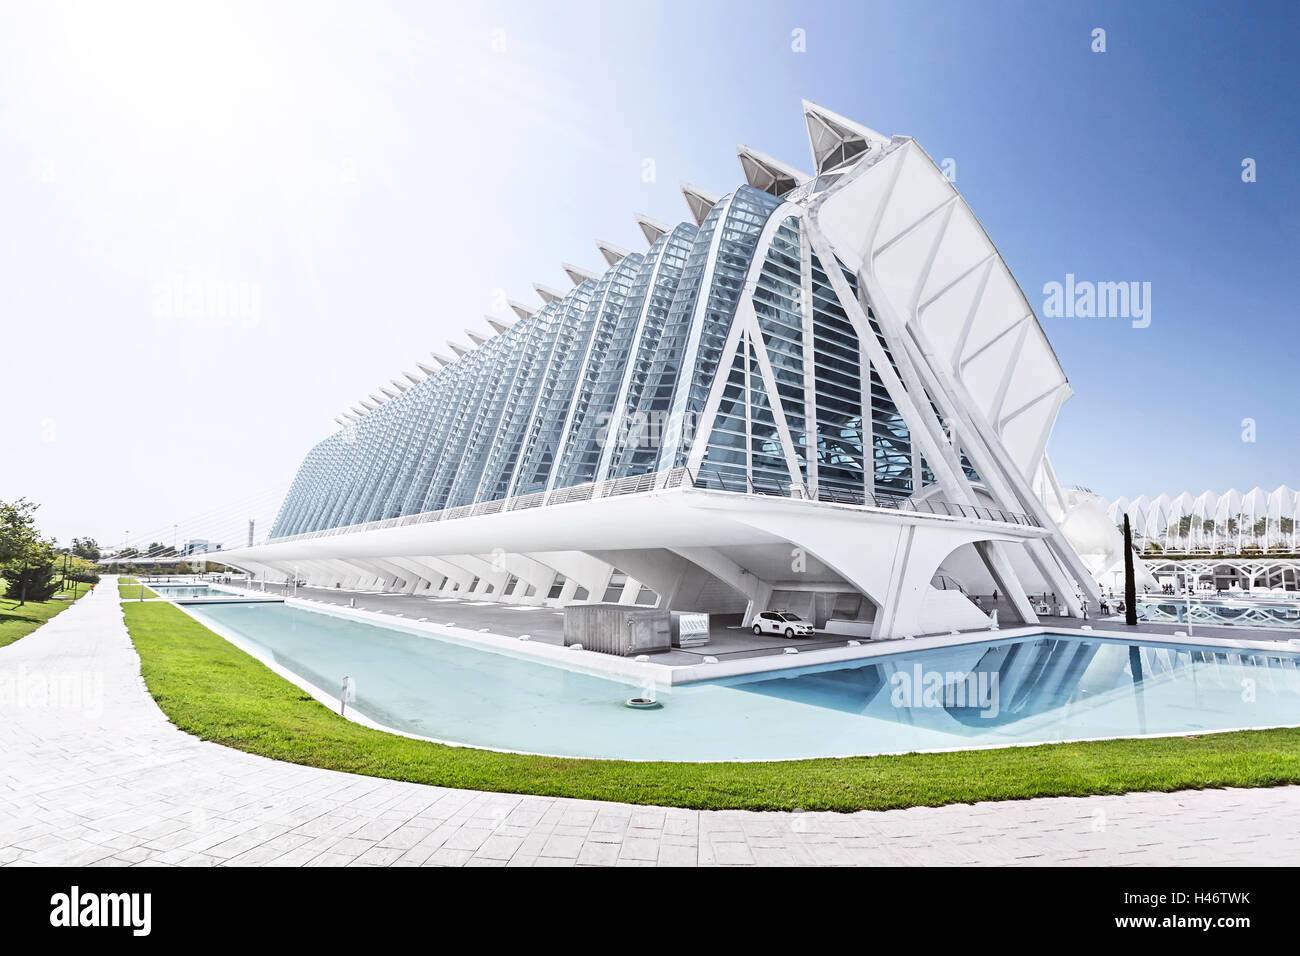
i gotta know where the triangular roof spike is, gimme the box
[634,214,670,245]
[349,405,367,417]
[431,351,455,367]
[359,400,376,411]
[389,379,409,393]
[403,369,423,385]
[447,340,470,358]
[736,144,811,197]
[508,300,534,320]
[342,410,361,421]
[562,262,599,285]
[596,240,630,266]
[334,416,349,426]
[486,316,514,335]
[465,328,488,346]
[534,282,564,304]
[416,361,438,375]
[680,183,720,227]
[368,393,387,405]
[379,387,398,399]
[800,100,890,174]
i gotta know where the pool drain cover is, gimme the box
[624,697,662,710]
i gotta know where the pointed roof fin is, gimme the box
[534,283,564,304]
[634,214,670,245]
[562,262,599,285]
[508,300,535,320]
[801,100,890,174]
[680,182,720,226]
[596,240,630,265]
[736,144,810,197]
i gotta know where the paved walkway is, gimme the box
[2,585,1297,866]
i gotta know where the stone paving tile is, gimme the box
[3,585,1299,869]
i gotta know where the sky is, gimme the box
[0,0,1296,549]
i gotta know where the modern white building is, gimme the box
[204,102,1124,640]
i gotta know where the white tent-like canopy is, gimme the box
[1105,486,1298,552]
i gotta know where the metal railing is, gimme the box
[694,467,1038,526]
[260,464,1037,546]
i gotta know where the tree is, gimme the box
[0,498,57,605]
[61,554,100,585]
[2,537,60,603]
[70,537,101,562]
[0,498,40,564]
[1123,514,1138,627]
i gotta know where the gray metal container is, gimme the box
[563,603,672,656]
[670,611,710,648]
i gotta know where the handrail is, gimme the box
[260,464,1039,545]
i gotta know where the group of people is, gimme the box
[974,587,1139,619]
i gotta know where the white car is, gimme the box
[752,611,815,638]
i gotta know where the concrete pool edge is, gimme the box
[159,593,1300,765]
[202,584,1300,685]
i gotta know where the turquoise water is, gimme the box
[184,602,1300,761]
[153,584,237,599]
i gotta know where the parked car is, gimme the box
[752,611,815,638]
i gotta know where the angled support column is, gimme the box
[405,555,475,594]
[523,551,613,604]
[441,553,510,597]
[973,540,1039,625]
[669,547,775,627]
[728,508,1007,639]
[587,549,693,610]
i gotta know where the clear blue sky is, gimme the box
[1,0,1295,548]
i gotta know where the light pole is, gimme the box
[1183,566,1196,638]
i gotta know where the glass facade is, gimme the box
[269,186,956,538]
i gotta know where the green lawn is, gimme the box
[0,579,89,648]
[118,580,159,599]
[121,600,1300,811]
